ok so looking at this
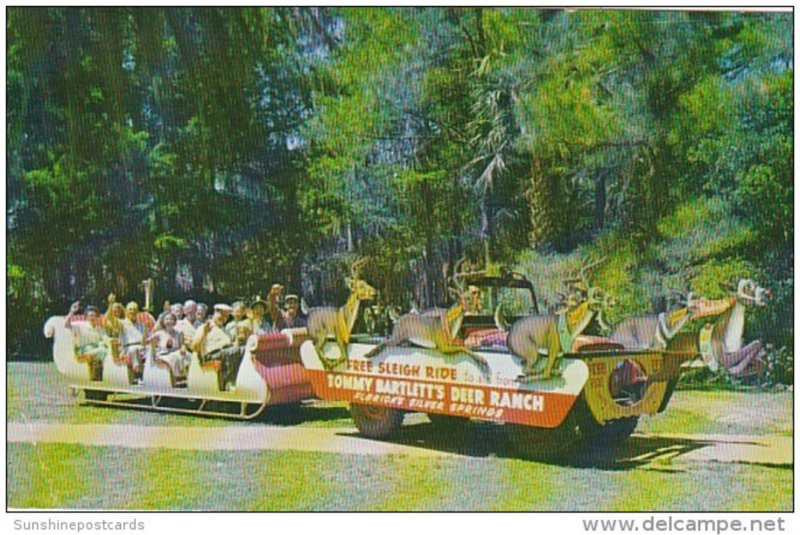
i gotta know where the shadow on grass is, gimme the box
[74,394,351,426]
[334,420,753,471]
[256,403,351,426]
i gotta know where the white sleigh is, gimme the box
[44,316,101,385]
[44,315,310,419]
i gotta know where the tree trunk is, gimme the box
[346,222,354,252]
[594,167,607,232]
[481,196,492,267]
[474,8,486,56]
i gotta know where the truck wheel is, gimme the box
[506,399,596,460]
[592,417,639,447]
[350,403,404,439]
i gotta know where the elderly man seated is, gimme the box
[120,301,150,380]
[175,299,198,342]
[192,304,245,390]
[195,303,209,327]
[65,301,110,380]
[225,301,249,342]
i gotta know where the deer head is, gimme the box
[561,257,608,310]
[559,257,614,332]
[737,279,770,307]
[345,257,378,301]
[447,258,484,314]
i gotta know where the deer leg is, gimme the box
[517,332,556,381]
[337,337,349,362]
[514,349,539,381]
[524,352,539,375]
[439,345,490,376]
[311,330,338,371]
[363,341,386,359]
[312,331,327,354]
[542,349,562,379]
[538,328,563,379]
[364,336,404,359]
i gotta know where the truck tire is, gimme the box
[350,403,405,439]
[506,397,596,460]
[591,417,639,447]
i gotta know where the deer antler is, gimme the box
[579,256,607,288]
[448,257,469,292]
[453,257,469,278]
[350,257,370,278]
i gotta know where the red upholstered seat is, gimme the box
[254,332,295,352]
[464,328,507,349]
[253,331,309,351]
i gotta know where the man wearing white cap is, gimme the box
[191,303,244,390]
[273,294,307,330]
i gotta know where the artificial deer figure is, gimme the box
[668,279,770,376]
[501,258,612,380]
[363,260,489,373]
[608,291,717,350]
[307,258,378,369]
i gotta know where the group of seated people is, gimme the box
[63,284,308,388]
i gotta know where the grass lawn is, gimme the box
[7,363,794,511]
[7,442,792,511]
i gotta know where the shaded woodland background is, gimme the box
[6,8,793,381]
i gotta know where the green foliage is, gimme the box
[657,198,756,272]
[590,239,651,324]
[154,233,188,251]
[6,8,793,380]
[691,259,758,299]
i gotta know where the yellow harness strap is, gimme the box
[445,303,463,325]
[336,292,360,345]
[693,296,736,320]
[664,307,689,330]
[566,301,590,331]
